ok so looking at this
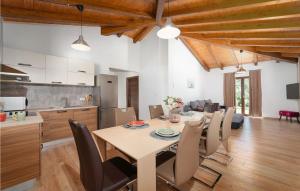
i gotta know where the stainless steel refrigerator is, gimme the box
[94,74,118,129]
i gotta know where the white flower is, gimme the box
[167,98,173,105]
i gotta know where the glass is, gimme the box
[244,78,250,115]
[235,79,242,114]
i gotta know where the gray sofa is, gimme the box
[184,99,244,129]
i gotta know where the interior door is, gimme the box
[127,76,139,119]
[235,77,250,115]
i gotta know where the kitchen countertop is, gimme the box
[0,112,44,128]
[29,105,98,112]
[0,105,98,128]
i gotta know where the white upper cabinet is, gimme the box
[68,58,95,74]
[2,47,95,86]
[3,47,45,69]
[13,66,45,83]
[45,56,68,84]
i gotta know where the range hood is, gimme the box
[0,64,30,82]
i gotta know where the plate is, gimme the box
[127,120,145,127]
[155,128,179,137]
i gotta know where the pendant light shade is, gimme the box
[157,18,181,39]
[71,4,91,51]
[71,35,90,51]
[236,49,247,75]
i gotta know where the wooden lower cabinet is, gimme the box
[73,108,98,132]
[0,123,41,189]
[40,107,98,143]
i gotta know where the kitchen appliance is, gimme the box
[94,74,118,129]
[0,64,30,82]
[0,97,28,116]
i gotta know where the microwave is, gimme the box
[0,97,28,112]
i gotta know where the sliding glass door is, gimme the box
[235,77,250,115]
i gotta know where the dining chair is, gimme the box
[220,107,234,153]
[114,107,137,126]
[198,111,223,188]
[155,120,205,189]
[149,105,164,119]
[68,120,137,191]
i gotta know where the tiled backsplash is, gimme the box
[0,83,94,109]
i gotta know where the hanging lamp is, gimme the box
[236,50,247,74]
[157,0,180,39]
[71,4,91,51]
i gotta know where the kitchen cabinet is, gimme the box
[13,65,45,83]
[40,107,98,143]
[73,107,98,132]
[3,47,95,86]
[45,55,68,84]
[3,47,45,69]
[40,110,73,143]
[67,72,94,86]
[68,58,95,74]
[0,123,41,189]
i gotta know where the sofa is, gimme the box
[184,99,244,129]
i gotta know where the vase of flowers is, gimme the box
[164,96,184,123]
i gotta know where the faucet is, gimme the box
[61,97,69,108]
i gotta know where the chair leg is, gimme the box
[222,139,230,153]
[193,164,222,188]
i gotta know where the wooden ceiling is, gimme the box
[1,0,299,71]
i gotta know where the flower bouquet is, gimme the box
[163,96,184,123]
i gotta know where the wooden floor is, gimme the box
[32,117,300,191]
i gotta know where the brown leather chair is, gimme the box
[69,120,136,191]
[149,105,164,119]
[114,107,137,126]
[155,120,205,189]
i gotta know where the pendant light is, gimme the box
[71,4,91,51]
[236,50,247,74]
[157,0,180,39]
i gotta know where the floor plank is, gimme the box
[31,117,300,191]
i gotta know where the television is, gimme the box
[286,83,299,99]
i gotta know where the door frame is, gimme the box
[126,76,139,119]
[235,76,250,115]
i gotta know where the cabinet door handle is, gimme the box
[51,81,62,84]
[78,70,86,73]
[57,110,67,113]
[81,108,90,111]
[18,63,32,67]
[78,83,86,85]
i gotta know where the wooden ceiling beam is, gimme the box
[155,0,165,25]
[101,20,155,36]
[181,35,298,63]
[179,37,210,72]
[179,14,300,33]
[1,6,125,26]
[230,39,300,47]
[181,29,300,39]
[172,0,300,25]
[255,47,300,53]
[167,0,275,17]
[37,0,153,18]
[133,25,155,43]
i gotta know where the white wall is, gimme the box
[168,39,206,103]
[3,22,141,108]
[3,22,140,74]
[202,61,299,118]
[138,28,169,119]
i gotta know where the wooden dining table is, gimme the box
[92,112,204,191]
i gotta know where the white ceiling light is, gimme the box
[157,0,180,39]
[71,5,91,51]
